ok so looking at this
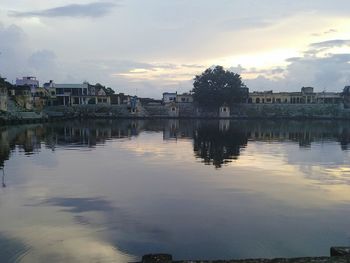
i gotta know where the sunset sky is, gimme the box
[1,0,350,98]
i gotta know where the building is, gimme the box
[176,93,193,103]
[249,87,342,105]
[0,86,7,112]
[54,82,111,106]
[163,92,177,104]
[16,76,39,94]
[0,77,8,112]
[315,92,343,104]
[11,86,33,110]
[33,87,51,109]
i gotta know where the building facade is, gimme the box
[0,86,7,112]
[176,93,193,103]
[16,77,39,94]
[54,82,111,106]
[249,87,342,105]
[163,92,177,104]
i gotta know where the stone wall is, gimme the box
[42,103,350,120]
[230,103,350,119]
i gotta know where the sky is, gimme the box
[1,0,350,98]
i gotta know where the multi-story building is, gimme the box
[16,76,39,94]
[176,93,193,103]
[163,92,177,104]
[249,87,342,105]
[0,86,7,112]
[54,82,111,106]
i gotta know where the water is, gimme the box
[0,119,350,262]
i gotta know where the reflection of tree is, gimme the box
[193,121,248,168]
[2,168,5,188]
[339,129,350,151]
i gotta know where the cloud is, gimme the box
[310,39,350,49]
[247,52,350,92]
[220,17,275,31]
[9,2,116,18]
[311,28,338,37]
[28,50,56,71]
[0,23,61,83]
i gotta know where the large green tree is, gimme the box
[192,66,248,108]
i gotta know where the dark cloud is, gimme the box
[9,2,116,18]
[311,29,338,37]
[310,39,350,49]
[247,53,350,92]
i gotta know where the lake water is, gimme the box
[0,119,350,262]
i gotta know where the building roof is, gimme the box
[55,83,88,89]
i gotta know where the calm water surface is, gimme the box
[0,119,350,262]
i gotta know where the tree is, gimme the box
[94,83,115,95]
[104,87,115,95]
[192,66,248,109]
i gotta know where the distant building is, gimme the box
[176,93,193,103]
[53,82,110,106]
[163,92,177,104]
[16,76,39,94]
[12,86,33,110]
[249,87,342,105]
[0,86,7,112]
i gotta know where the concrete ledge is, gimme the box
[135,248,350,263]
[136,257,350,263]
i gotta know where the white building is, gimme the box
[16,76,39,94]
[176,93,193,103]
[54,82,111,106]
[55,83,89,105]
[163,92,177,104]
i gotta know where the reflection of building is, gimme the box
[163,120,194,141]
[249,87,343,104]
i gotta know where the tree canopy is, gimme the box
[0,75,12,89]
[95,83,115,95]
[192,66,248,109]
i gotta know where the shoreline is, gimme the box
[2,103,350,125]
[3,115,350,126]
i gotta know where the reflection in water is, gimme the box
[1,119,350,170]
[193,121,248,168]
[0,120,350,262]
[2,168,5,188]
